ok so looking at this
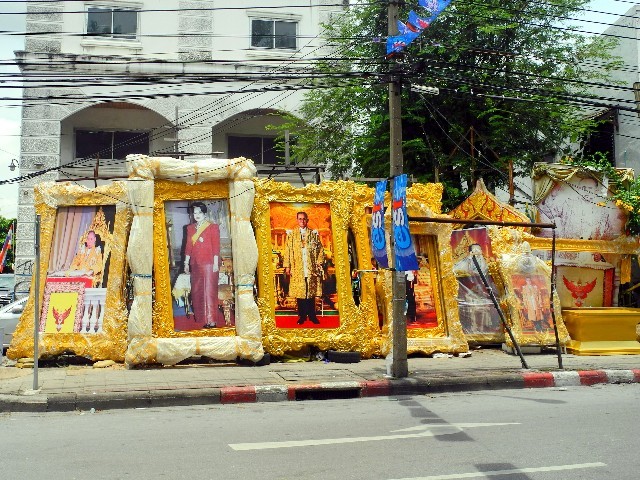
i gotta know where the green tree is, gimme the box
[0,216,16,273]
[275,0,621,209]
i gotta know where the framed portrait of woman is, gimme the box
[125,155,262,367]
[153,181,237,336]
[8,182,131,361]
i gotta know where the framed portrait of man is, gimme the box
[456,274,502,336]
[7,182,130,361]
[498,249,570,347]
[253,180,367,357]
[511,273,554,334]
[377,185,468,356]
[450,227,503,344]
[379,227,467,356]
[269,202,337,329]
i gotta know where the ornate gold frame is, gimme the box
[124,155,263,366]
[152,180,235,338]
[448,179,529,228]
[254,179,376,356]
[496,250,570,347]
[349,183,384,356]
[8,181,131,361]
[375,184,468,355]
[393,218,468,355]
[447,179,529,345]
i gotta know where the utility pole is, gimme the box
[388,0,408,378]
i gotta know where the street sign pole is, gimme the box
[33,215,40,390]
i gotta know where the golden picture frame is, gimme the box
[8,181,131,361]
[451,227,505,345]
[254,179,375,356]
[496,249,570,347]
[494,229,636,306]
[124,155,263,367]
[152,180,237,337]
[348,183,384,356]
[372,182,468,356]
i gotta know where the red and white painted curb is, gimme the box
[522,369,640,388]
[219,369,640,404]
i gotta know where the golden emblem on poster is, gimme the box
[8,181,131,361]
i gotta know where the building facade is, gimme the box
[14,0,346,296]
[583,4,640,170]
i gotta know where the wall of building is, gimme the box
[14,0,343,295]
[599,5,640,171]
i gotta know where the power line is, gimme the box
[1,3,360,15]
[5,16,357,183]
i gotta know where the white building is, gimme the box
[14,0,346,295]
[582,4,640,170]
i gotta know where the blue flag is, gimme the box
[408,10,431,31]
[418,0,453,15]
[371,180,389,269]
[397,19,419,35]
[386,35,407,55]
[387,1,453,55]
[386,30,420,55]
[392,175,419,272]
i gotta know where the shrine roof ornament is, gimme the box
[448,178,529,229]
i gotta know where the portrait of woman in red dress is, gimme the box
[184,202,221,328]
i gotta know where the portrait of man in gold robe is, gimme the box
[283,211,325,325]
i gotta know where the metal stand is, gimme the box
[470,250,529,369]
[549,228,563,369]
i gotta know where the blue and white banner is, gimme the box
[386,0,454,56]
[392,174,419,272]
[371,180,389,269]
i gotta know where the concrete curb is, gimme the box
[1,369,639,412]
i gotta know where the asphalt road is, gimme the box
[1,384,638,480]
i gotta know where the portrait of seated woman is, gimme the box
[50,230,104,287]
[47,206,114,289]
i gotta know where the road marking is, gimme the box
[229,423,519,451]
[390,423,519,433]
[388,462,607,480]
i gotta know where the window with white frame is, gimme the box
[251,19,297,50]
[86,6,139,39]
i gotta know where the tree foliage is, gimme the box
[275,0,621,209]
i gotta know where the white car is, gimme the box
[1,296,27,353]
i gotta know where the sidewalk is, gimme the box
[1,348,639,412]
